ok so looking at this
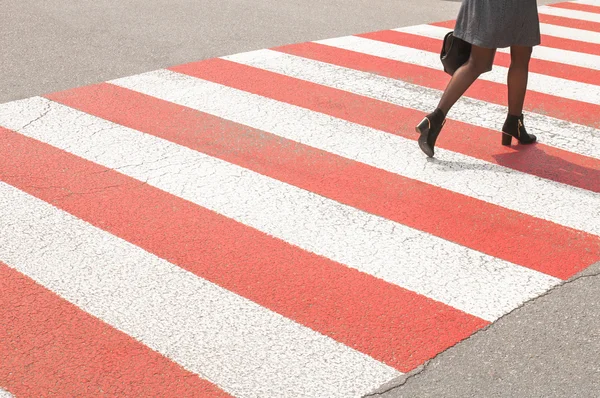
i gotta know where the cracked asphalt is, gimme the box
[2,0,599,396]
[368,262,600,397]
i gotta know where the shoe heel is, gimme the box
[416,118,429,135]
[501,133,513,146]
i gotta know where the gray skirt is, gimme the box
[453,0,541,49]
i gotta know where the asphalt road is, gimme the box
[1,0,463,103]
[2,1,599,397]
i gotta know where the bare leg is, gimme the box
[437,45,497,115]
[507,45,533,116]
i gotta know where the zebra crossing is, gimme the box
[1,1,599,396]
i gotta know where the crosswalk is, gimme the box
[1,1,599,397]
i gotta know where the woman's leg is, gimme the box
[507,45,533,116]
[501,45,537,146]
[416,44,496,157]
[437,44,497,115]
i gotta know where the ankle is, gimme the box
[427,108,446,125]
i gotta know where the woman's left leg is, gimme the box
[502,45,537,146]
[507,45,532,116]
[416,44,497,157]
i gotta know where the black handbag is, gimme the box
[440,31,472,76]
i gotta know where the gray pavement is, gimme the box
[2,1,598,397]
[1,0,464,103]
[369,262,600,398]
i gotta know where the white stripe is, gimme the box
[0,389,13,398]
[574,0,600,6]
[0,182,399,398]
[528,44,600,68]
[324,34,600,113]
[0,96,562,322]
[539,5,600,23]
[224,47,600,161]
[540,23,600,44]
[109,69,600,235]
[395,24,600,72]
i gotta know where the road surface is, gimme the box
[1,0,599,396]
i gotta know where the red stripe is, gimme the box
[266,41,600,186]
[551,2,600,14]
[0,262,230,398]
[539,13,600,32]
[433,22,600,86]
[538,34,600,56]
[431,21,600,56]
[356,30,600,124]
[47,83,600,280]
[0,124,488,373]
[434,19,600,56]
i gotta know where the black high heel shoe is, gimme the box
[416,108,446,158]
[501,114,537,146]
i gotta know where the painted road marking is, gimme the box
[0,262,232,397]
[0,1,599,396]
[396,24,600,70]
[539,5,600,22]
[0,96,562,321]
[430,21,600,86]
[0,182,399,397]
[539,9,600,32]
[554,2,600,14]
[43,83,598,281]
[223,46,600,157]
[0,389,12,398]
[575,0,600,5]
[104,69,600,235]
[573,0,600,7]
[540,22,600,44]
[0,122,489,372]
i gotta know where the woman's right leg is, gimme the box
[416,44,497,157]
[437,45,497,114]
[501,45,537,146]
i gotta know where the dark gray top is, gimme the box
[453,0,541,49]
